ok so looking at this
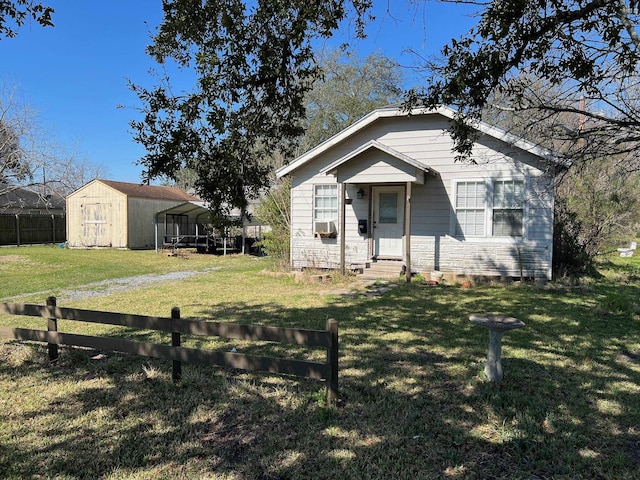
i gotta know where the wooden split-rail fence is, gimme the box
[0,297,339,402]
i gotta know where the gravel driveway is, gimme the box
[3,267,222,302]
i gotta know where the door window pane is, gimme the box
[379,193,398,224]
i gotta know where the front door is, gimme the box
[373,186,404,258]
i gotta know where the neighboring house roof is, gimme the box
[0,184,65,211]
[277,105,562,178]
[89,179,201,202]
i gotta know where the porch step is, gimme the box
[357,260,404,280]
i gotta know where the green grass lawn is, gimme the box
[1,246,639,479]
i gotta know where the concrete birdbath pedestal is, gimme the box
[469,314,525,382]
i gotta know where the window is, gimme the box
[492,180,524,237]
[455,181,485,236]
[453,179,525,238]
[314,184,338,237]
[378,193,398,224]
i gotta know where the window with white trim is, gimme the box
[455,181,486,236]
[454,179,525,238]
[492,180,524,237]
[314,184,338,237]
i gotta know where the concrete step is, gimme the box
[356,260,404,279]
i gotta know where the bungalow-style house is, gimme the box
[276,106,561,280]
[66,179,200,249]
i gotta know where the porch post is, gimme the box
[242,223,246,254]
[405,181,412,283]
[339,182,346,275]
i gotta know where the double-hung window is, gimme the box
[314,184,338,237]
[454,179,525,238]
[492,180,524,237]
[455,181,486,236]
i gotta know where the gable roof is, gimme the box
[276,105,561,178]
[319,140,438,177]
[0,184,65,211]
[96,179,201,202]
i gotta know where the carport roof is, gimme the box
[154,201,211,221]
[154,201,263,226]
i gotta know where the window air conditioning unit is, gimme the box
[315,221,336,238]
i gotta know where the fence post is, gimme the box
[171,306,181,382]
[46,296,58,363]
[326,318,338,404]
[15,214,20,247]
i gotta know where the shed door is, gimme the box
[373,186,404,258]
[81,203,111,247]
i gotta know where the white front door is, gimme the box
[373,186,404,258]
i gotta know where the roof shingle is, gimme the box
[98,179,201,202]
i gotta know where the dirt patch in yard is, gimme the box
[0,255,32,265]
[0,256,25,262]
[0,256,34,274]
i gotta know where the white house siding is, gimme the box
[336,149,421,184]
[288,114,555,278]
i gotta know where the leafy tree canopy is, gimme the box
[134,0,640,227]
[301,49,404,151]
[131,0,372,224]
[420,0,640,167]
[0,0,54,39]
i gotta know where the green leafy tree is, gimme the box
[255,49,402,263]
[134,1,640,268]
[253,177,291,265]
[300,49,403,152]
[0,1,54,39]
[131,1,373,227]
[569,164,640,254]
[420,0,640,171]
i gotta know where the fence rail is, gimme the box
[0,213,66,246]
[0,297,339,402]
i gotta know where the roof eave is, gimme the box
[276,105,564,177]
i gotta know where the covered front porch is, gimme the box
[320,140,439,282]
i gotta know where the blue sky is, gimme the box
[1,1,478,184]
